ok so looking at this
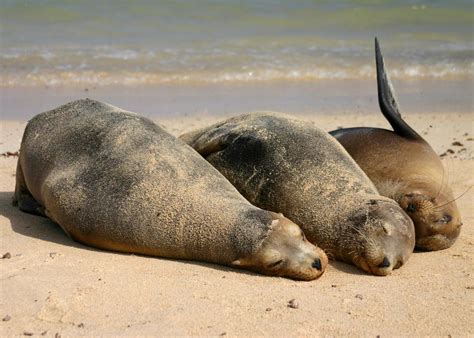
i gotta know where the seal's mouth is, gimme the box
[353,254,405,276]
[416,231,460,251]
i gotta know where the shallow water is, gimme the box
[1,0,473,87]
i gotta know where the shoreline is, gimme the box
[1,79,473,122]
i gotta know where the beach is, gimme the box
[1,0,474,335]
[1,87,473,335]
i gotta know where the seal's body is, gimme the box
[14,99,327,280]
[330,38,462,251]
[181,112,415,275]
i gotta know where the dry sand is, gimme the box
[1,110,473,336]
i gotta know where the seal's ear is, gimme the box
[375,37,421,140]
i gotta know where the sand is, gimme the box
[1,109,473,336]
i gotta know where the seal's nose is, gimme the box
[378,256,390,268]
[312,258,322,270]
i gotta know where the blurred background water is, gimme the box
[1,0,473,87]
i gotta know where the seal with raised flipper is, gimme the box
[330,38,462,251]
[180,112,415,275]
[13,99,328,280]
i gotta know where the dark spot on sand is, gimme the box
[77,323,84,328]
[2,252,11,259]
[452,141,464,147]
[355,294,364,300]
[265,307,272,312]
[1,151,19,158]
[24,332,33,336]
[2,315,11,321]
[440,149,455,157]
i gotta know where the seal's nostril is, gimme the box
[312,258,322,270]
[378,256,390,268]
[394,260,402,269]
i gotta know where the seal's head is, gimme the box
[372,36,462,251]
[344,198,415,276]
[233,213,328,280]
[397,188,462,251]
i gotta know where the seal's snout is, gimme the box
[312,258,322,270]
[377,256,390,268]
[351,199,416,276]
[252,214,328,280]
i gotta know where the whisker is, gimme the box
[436,156,448,199]
[434,185,473,209]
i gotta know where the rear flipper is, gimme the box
[13,160,46,217]
[375,37,421,140]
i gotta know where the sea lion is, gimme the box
[330,38,462,251]
[13,99,327,280]
[180,113,415,275]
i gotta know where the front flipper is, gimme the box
[13,161,46,217]
[375,37,421,140]
[180,122,239,158]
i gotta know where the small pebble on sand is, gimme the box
[2,252,11,259]
[288,299,299,309]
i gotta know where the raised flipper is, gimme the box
[375,37,421,140]
[13,161,46,217]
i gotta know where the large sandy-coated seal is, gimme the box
[180,113,415,275]
[330,38,462,251]
[13,99,327,280]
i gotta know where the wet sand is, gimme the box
[1,90,473,336]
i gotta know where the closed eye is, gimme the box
[437,214,452,224]
[267,260,284,269]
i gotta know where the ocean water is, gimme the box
[1,0,473,87]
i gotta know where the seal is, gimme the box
[330,38,462,251]
[13,99,327,280]
[180,112,415,275]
